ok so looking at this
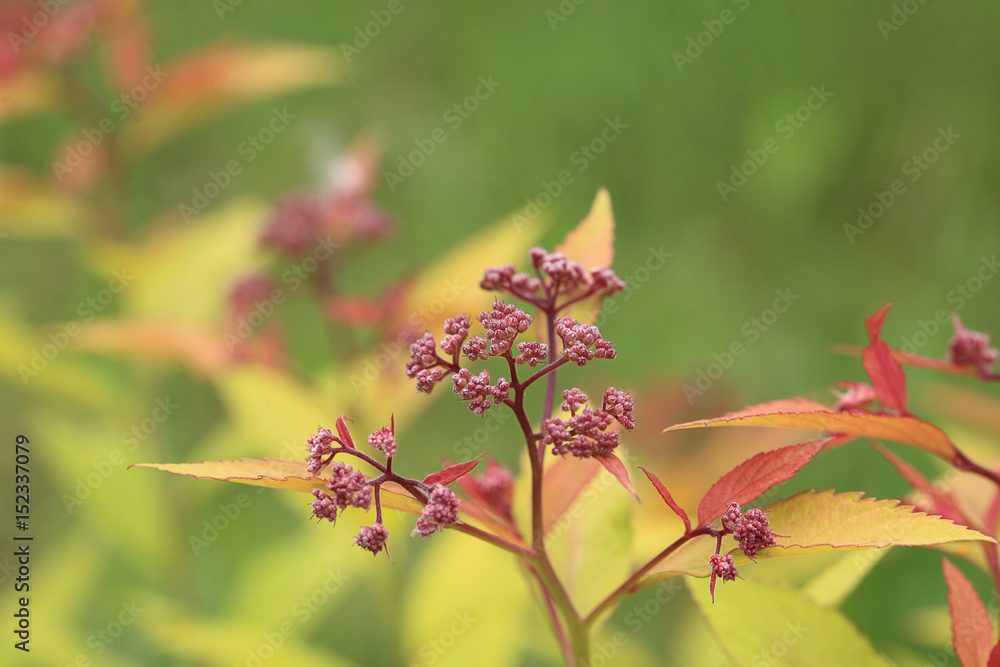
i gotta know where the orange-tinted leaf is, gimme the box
[121,44,343,154]
[424,455,483,486]
[639,466,690,533]
[72,320,232,377]
[130,458,329,493]
[942,558,994,667]
[696,440,826,527]
[554,188,616,325]
[862,303,909,414]
[664,406,961,464]
[595,452,639,501]
[555,187,615,273]
[542,456,602,535]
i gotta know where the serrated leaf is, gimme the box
[129,458,423,514]
[640,490,995,587]
[664,403,961,464]
[863,303,909,414]
[943,558,994,667]
[639,466,691,533]
[687,577,894,667]
[595,452,639,501]
[423,455,483,486]
[697,440,826,527]
[764,490,996,556]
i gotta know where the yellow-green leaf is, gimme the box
[554,187,616,324]
[554,187,615,273]
[687,577,894,667]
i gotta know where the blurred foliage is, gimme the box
[2,1,1000,665]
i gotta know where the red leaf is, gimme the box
[871,443,968,526]
[862,303,909,414]
[639,467,690,532]
[595,452,640,501]
[989,641,1000,667]
[423,455,483,487]
[335,415,356,449]
[943,558,994,667]
[697,440,826,527]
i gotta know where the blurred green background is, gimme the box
[2,1,999,665]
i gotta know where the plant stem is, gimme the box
[583,527,715,629]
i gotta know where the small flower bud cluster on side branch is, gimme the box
[709,502,777,601]
[304,417,465,557]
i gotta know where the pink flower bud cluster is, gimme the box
[948,314,999,375]
[459,460,515,520]
[307,427,337,474]
[452,369,510,415]
[367,425,397,457]
[832,381,878,412]
[440,315,471,356]
[515,341,548,366]
[355,523,390,555]
[322,461,372,512]
[710,553,739,583]
[406,332,448,394]
[413,484,460,537]
[478,300,532,356]
[721,502,776,560]
[542,387,634,458]
[555,316,616,366]
[480,247,626,308]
